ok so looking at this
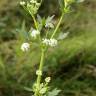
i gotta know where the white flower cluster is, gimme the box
[39,77,51,94]
[20,1,25,5]
[42,38,58,47]
[20,29,40,52]
[20,0,41,15]
[36,70,42,76]
[30,0,37,3]
[45,77,51,83]
[30,29,40,38]
[33,83,46,94]
[30,0,40,5]
[29,0,41,8]
[20,0,40,5]
[21,43,30,52]
[33,77,51,95]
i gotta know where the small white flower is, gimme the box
[21,43,30,52]
[36,70,42,76]
[49,39,58,47]
[42,38,50,46]
[40,87,47,94]
[30,29,40,38]
[30,0,37,4]
[45,77,51,83]
[20,1,25,5]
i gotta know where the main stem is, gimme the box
[35,48,45,96]
[34,12,64,96]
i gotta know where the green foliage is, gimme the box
[47,88,61,96]
[0,0,96,96]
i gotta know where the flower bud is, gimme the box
[20,1,26,5]
[21,43,30,52]
[36,70,42,76]
[45,77,51,83]
[30,29,40,38]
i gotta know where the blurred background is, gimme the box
[0,0,96,96]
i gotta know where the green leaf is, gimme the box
[37,14,46,31]
[45,15,55,28]
[48,88,61,96]
[21,20,29,41]
[58,0,64,12]
[24,86,33,92]
[37,14,42,23]
[76,0,84,3]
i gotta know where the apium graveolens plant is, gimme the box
[19,0,84,96]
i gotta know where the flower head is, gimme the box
[20,1,26,5]
[36,70,42,76]
[30,29,40,38]
[27,0,41,15]
[42,38,58,47]
[49,39,58,47]
[21,43,30,52]
[45,77,51,83]
[30,0,37,4]
[42,38,50,46]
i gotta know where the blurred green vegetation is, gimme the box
[0,0,96,96]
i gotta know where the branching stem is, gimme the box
[32,15,38,30]
[51,13,65,38]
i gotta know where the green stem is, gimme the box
[35,49,45,96]
[32,15,42,42]
[32,15,38,30]
[51,13,64,38]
